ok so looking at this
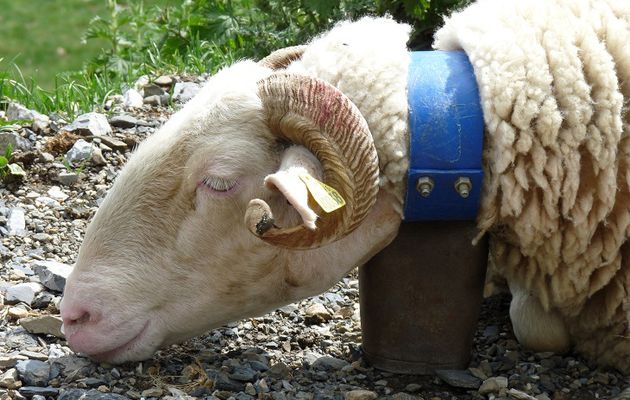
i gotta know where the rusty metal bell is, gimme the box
[359,220,488,374]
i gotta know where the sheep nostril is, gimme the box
[61,308,93,328]
[73,313,90,325]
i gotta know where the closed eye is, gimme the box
[202,177,238,193]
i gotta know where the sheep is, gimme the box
[59,20,408,362]
[59,0,630,372]
[433,0,630,371]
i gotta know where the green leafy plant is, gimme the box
[62,156,89,175]
[379,0,472,49]
[1,0,471,117]
[0,143,26,182]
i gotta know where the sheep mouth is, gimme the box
[88,320,152,363]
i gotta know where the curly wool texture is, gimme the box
[434,0,630,369]
[286,18,411,214]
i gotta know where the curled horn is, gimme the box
[259,45,307,70]
[244,73,380,249]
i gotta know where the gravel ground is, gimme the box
[1,75,629,400]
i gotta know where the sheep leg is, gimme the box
[509,284,571,353]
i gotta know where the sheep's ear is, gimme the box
[263,145,322,230]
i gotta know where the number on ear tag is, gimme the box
[299,173,346,213]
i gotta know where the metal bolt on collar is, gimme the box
[454,177,472,198]
[417,176,434,198]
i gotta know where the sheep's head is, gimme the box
[59,60,393,363]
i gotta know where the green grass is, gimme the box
[0,0,185,118]
[0,0,468,119]
[0,0,168,90]
[0,0,105,89]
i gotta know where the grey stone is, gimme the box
[245,382,257,396]
[166,387,196,399]
[18,350,48,361]
[173,82,201,103]
[229,364,257,381]
[266,362,291,379]
[57,171,80,186]
[57,389,130,400]
[35,196,59,208]
[6,282,44,305]
[82,377,106,387]
[39,151,55,163]
[19,315,64,338]
[0,132,32,152]
[389,394,419,400]
[140,388,163,397]
[109,115,139,128]
[134,75,150,89]
[404,383,422,392]
[49,355,93,378]
[208,371,244,392]
[123,89,143,109]
[322,292,344,305]
[12,263,34,275]
[31,292,56,309]
[32,260,73,292]
[15,360,50,386]
[468,367,488,381]
[435,369,481,389]
[0,353,28,369]
[483,325,499,339]
[32,233,52,242]
[6,329,39,349]
[91,147,106,165]
[7,207,26,236]
[98,136,127,151]
[0,368,21,389]
[277,304,298,315]
[47,186,69,201]
[19,386,59,398]
[142,84,165,97]
[478,376,508,395]
[344,391,377,400]
[304,303,331,324]
[143,94,169,106]
[8,305,29,319]
[65,139,93,163]
[154,75,174,86]
[48,344,72,359]
[64,112,112,136]
[0,242,10,258]
[303,351,323,366]
[7,103,50,133]
[248,360,269,372]
[312,356,349,371]
[507,388,538,400]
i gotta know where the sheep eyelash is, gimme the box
[201,176,238,193]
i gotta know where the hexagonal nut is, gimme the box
[416,176,435,198]
[454,177,472,198]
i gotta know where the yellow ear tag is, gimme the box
[299,173,346,213]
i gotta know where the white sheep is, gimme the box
[60,0,630,372]
[434,0,630,371]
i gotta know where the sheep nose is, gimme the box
[60,306,99,331]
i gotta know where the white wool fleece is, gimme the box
[435,0,630,370]
[287,17,411,215]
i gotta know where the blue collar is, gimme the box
[403,51,485,221]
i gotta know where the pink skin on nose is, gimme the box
[60,300,102,354]
[60,290,153,362]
